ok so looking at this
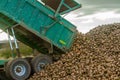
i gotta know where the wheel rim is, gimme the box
[37,61,47,71]
[14,64,26,76]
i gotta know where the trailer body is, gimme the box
[0,0,81,65]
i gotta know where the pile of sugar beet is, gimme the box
[29,23,120,80]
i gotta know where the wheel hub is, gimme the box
[14,64,26,76]
[37,62,46,71]
[16,67,22,73]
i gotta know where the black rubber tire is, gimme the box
[24,57,33,63]
[5,58,31,80]
[31,54,53,73]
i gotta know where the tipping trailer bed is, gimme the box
[0,0,81,55]
[0,0,81,64]
[0,0,81,79]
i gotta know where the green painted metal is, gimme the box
[0,0,81,65]
[55,0,64,17]
[41,0,81,15]
[0,60,7,66]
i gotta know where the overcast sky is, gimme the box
[0,0,120,40]
[65,0,120,33]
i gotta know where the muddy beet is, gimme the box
[29,23,120,80]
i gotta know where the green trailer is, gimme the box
[0,0,81,79]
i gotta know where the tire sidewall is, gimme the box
[6,58,31,80]
[31,54,52,73]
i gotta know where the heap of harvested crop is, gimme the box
[86,23,120,51]
[29,23,120,80]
